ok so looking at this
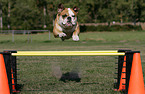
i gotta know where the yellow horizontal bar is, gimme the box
[17,50,118,54]
[12,52,125,56]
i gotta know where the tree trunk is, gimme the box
[0,3,3,31]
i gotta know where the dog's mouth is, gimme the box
[66,22,72,27]
[62,22,75,27]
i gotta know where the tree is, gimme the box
[129,0,145,23]
[0,2,3,30]
[1,0,145,30]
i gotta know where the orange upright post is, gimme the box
[0,54,10,94]
[118,56,126,91]
[128,53,144,94]
[11,68,17,92]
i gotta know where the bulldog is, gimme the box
[53,4,80,41]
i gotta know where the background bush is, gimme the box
[1,0,145,31]
[80,25,142,32]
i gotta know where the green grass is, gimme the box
[0,31,145,94]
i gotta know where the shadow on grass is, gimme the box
[59,72,81,83]
[0,40,11,44]
[43,40,52,43]
[13,84,24,94]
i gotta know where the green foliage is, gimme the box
[80,25,142,32]
[1,0,145,30]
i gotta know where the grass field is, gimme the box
[0,31,145,94]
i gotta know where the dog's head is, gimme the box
[57,4,79,28]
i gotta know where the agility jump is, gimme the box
[0,50,144,94]
[12,50,125,56]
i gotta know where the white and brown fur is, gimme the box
[53,4,80,41]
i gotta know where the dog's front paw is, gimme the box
[59,33,67,38]
[72,35,79,41]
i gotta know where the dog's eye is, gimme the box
[62,14,67,18]
[72,15,75,17]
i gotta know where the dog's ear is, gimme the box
[58,3,65,13]
[73,6,79,14]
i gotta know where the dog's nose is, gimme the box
[67,17,71,22]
